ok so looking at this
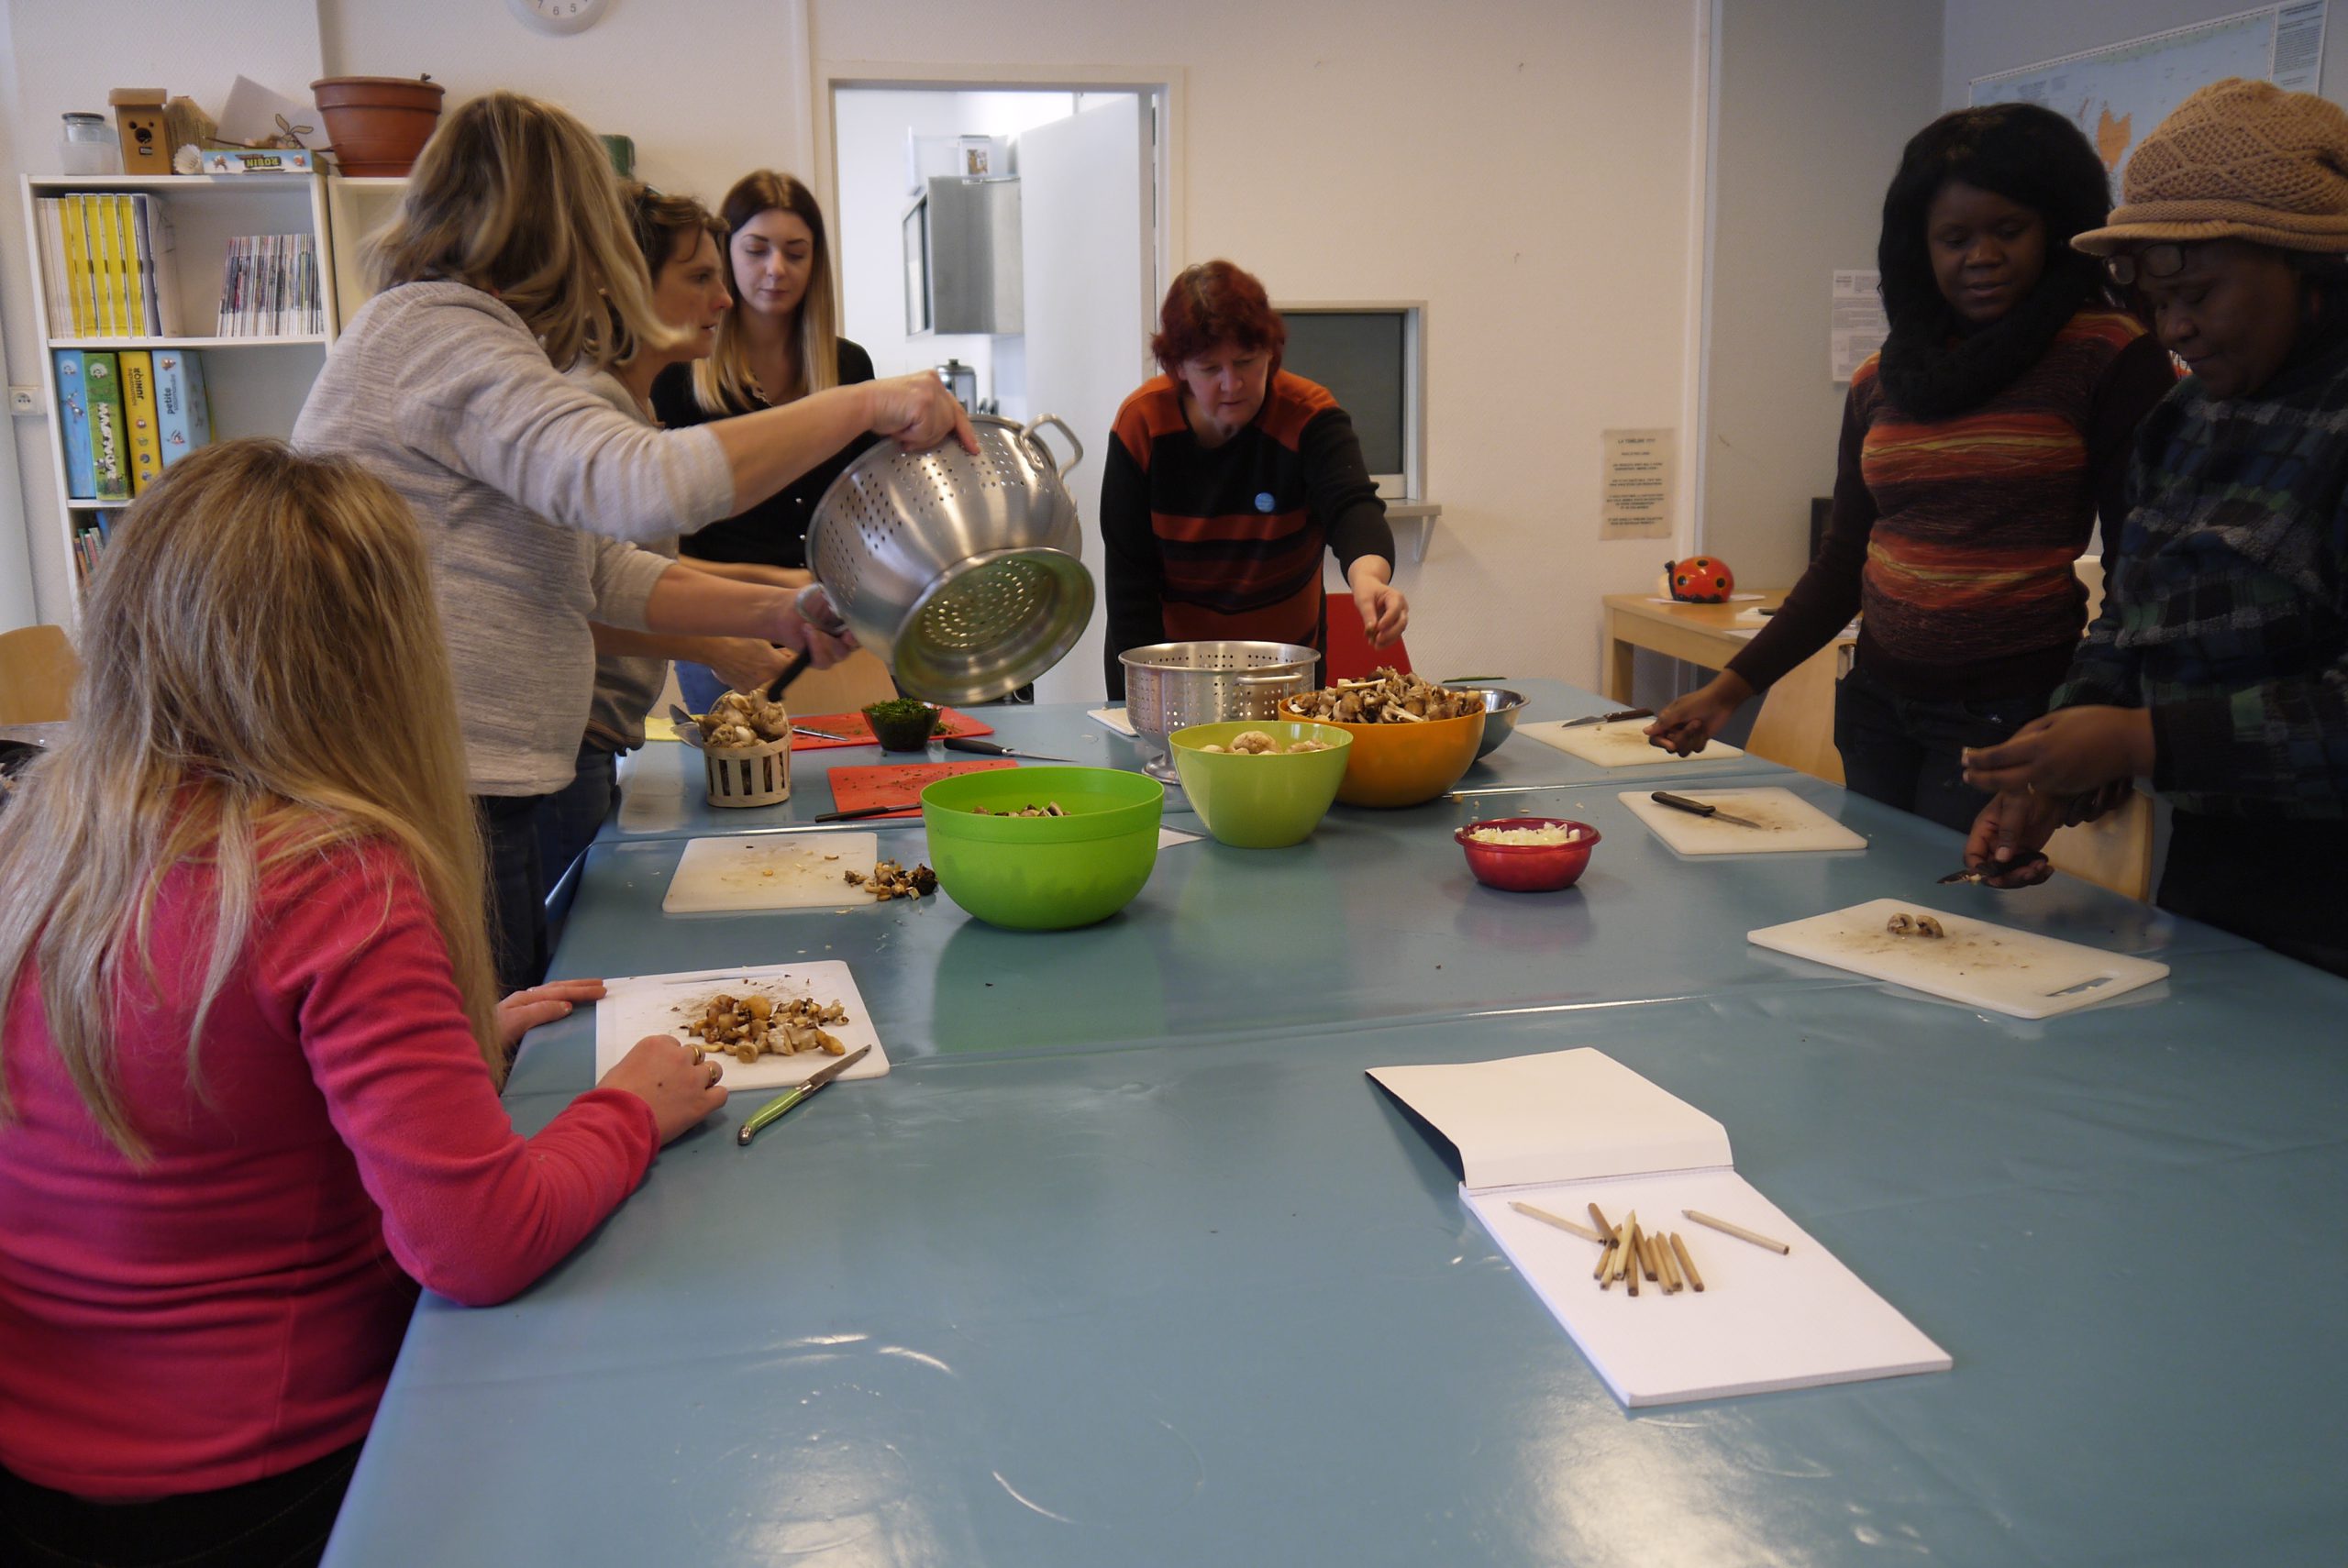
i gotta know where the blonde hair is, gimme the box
[613,181,726,369]
[366,90,682,372]
[692,171,843,414]
[0,441,502,1162]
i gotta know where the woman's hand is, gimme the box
[705,639,791,695]
[1962,789,2069,888]
[597,1034,728,1144]
[867,374,980,455]
[1645,671,1753,756]
[1960,706,2152,797]
[1346,559,1409,647]
[495,978,607,1057]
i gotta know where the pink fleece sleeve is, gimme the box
[264,845,661,1307]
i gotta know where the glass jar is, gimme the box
[60,113,118,175]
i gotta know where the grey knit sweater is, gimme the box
[293,282,733,795]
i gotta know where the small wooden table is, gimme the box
[1600,591,1786,703]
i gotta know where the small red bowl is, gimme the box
[1454,817,1600,891]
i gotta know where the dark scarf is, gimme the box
[1876,259,2099,419]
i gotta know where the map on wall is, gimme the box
[1971,1,2327,174]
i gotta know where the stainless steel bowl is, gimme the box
[1119,641,1319,781]
[806,414,1093,705]
[1453,686,1528,757]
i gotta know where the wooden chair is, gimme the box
[0,625,78,724]
[778,649,900,718]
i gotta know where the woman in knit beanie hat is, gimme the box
[1965,79,2348,977]
[1649,103,2176,834]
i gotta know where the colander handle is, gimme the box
[1235,672,1300,687]
[1021,414,1085,479]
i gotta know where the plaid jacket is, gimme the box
[2052,338,2348,817]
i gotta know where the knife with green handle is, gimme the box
[737,1043,870,1146]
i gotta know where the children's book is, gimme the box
[119,351,165,494]
[128,194,182,336]
[151,350,211,468]
[53,350,95,500]
[108,196,148,341]
[83,352,130,502]
[1368,1047,1951,1408]
[60,196,97,337]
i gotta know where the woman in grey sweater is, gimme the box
[296,91,971,989]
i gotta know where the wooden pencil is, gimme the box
[1656,1231,1683,1292]
[1612,1214,1635,1282]
[1511,1200,1603,1242]
[1593,1235,1615,1283]
[1637,1230,1659,1282]
[1683,1208,1790,1254]
[1624,1233,1639,1296]
[1669,1231,1704,1291]
[1588,1201,1612,1239]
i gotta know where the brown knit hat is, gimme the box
[2071,78,2348,256]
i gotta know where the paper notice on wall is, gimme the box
[1831,271,1888,382]
[1599,428,1675,541]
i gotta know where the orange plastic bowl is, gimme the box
[1277,701,1487,808]
[1455,817,1600,891]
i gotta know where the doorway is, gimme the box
[827,81,1168,704]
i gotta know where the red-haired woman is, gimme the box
[1101,260,1408,696]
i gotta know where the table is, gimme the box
[1600,591,1789,704]
[324,694,2344,1567]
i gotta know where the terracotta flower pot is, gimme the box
[310,76,445,177]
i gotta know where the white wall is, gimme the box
[1944,0,2348,111]
[816,0,1709,690]
[1700,0,1944,591]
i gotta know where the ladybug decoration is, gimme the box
[1662,555,1735,603]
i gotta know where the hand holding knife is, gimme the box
[738,1044,870,1145]
[1651,790,1764,829]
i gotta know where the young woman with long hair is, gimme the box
[294,94,972,991]
[0,442,728,1568]
[1646,103,2177,833]
[649,171,877,712]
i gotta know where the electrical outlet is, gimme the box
[7,386,40,416]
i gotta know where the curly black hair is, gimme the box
[1877,103,2113,331]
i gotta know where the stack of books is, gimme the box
[54,348,212,502]
[216,235,323,337]
[30,193,184,338]
[72,512,127,587]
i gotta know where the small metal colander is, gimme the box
[1120,641,1320,781]
[807,414,1093,705]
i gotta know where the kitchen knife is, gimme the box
[1561,708,1654,729]
[814,803,906,823]
[737,1044,871,1146]
[1650,790,1764,829]
[792,724,856,742]
[941,735,1075,763]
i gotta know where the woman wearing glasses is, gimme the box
[1647,104,2176,832]
[1964,80,2348,977]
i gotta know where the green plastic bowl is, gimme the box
[919,767,1165,930]
[1169,720,1353,848]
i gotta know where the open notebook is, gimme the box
[1369,1048,1950,1408]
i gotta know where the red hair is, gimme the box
[1151,260,1286,380]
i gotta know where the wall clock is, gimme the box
[506,0,612,34]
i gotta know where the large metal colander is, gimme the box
[806,414,1093,705]
[1119,641,1320,781]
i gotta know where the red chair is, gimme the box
[1321,598,1411,682]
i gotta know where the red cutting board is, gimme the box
[825,758,1017,817]
[789,707,995,751]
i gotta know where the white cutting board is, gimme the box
[594,961,891,1090]
[1522,719,1745,768]
[663,832,880,913]
[1747,898,2168,1019]
[1620,788,1866,856]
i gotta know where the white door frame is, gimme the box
[810,60,1185,321]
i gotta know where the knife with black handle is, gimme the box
[1650,790,1764,830]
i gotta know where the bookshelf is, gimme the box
[19,171,344,617]
[322,175,407,333]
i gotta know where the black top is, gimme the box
[649,338,878,570]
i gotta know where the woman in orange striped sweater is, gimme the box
[1647,103,2177,832]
